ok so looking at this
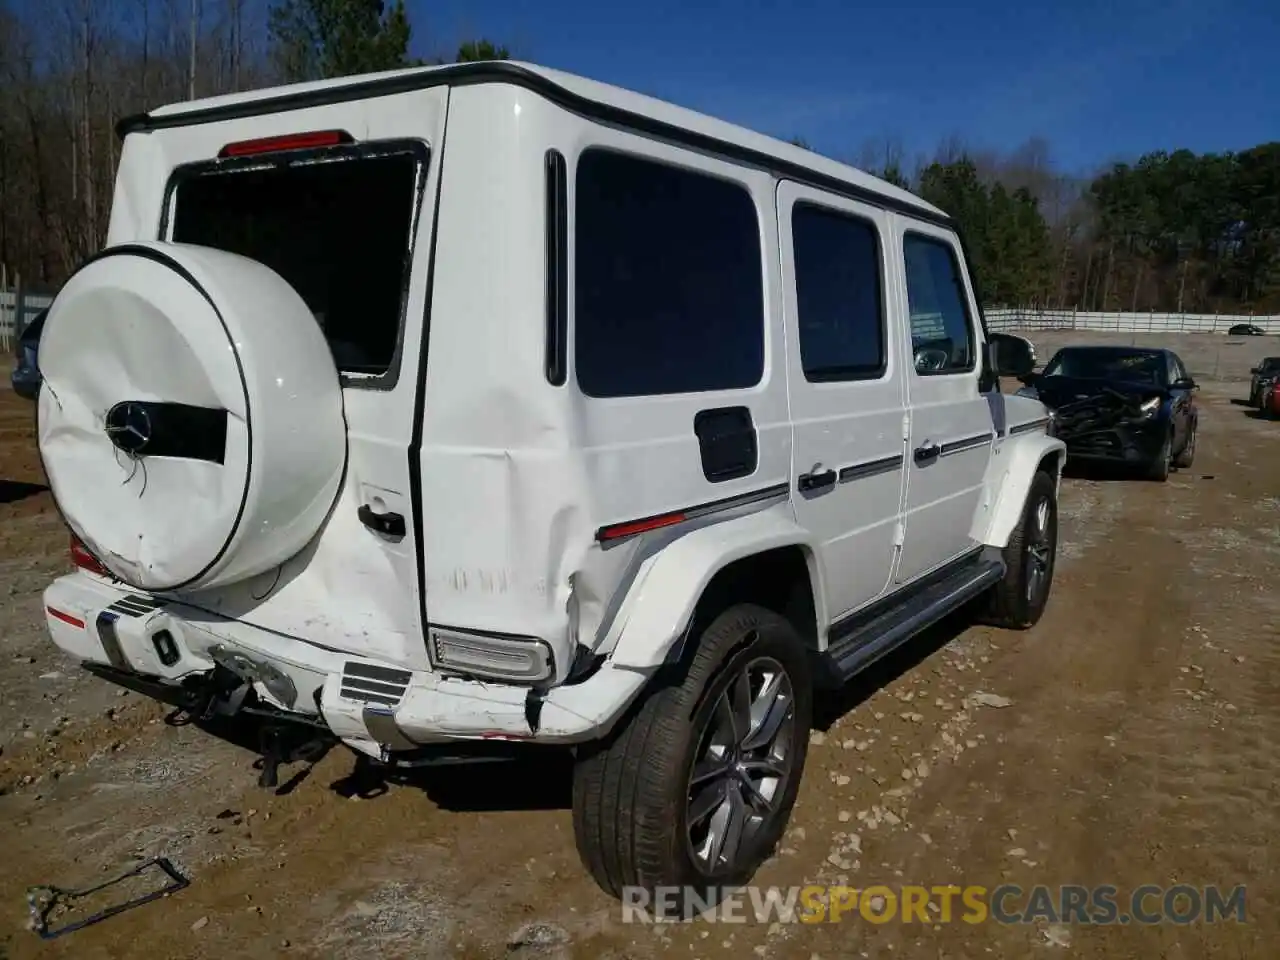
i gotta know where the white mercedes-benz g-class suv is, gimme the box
[35,60,1063,909]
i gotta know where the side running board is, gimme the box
[820,549,1005,686]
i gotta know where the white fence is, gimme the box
[5,287,1278,355]
[984,308,1280,335]
[1,288,54,351]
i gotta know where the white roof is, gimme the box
[143,61,946,220]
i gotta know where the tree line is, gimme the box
[796,135,1280,316]
[0,0,506,287]
[3,1,1277,315]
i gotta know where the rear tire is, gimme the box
[572,603,812,917]
[980,468,1058,630]
[1173,424,1197,469]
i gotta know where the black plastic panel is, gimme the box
[544,149,568,386]
[104,400,227,463]
[694,406,758,483]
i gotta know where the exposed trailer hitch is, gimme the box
[82,661,336,789]
[82,661,554,793]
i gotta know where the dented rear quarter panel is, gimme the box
[416,85,794,682]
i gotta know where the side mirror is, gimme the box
[987,332,1037,378]
[1250,367,1260,375]
[1172,377,1198,391]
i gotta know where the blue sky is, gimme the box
[410,0,1280,175]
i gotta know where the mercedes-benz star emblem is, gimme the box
[104,401,153,456]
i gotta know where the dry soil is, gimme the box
[1,334,1277,959]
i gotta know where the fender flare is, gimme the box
[605,504,825,671]
[979,433,1067,549]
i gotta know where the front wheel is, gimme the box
[1145,431,1172,481]
[980,468,1058,629]
[572,604,813,917]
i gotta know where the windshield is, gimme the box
[1041,349,1166,385]
[1260,358,1280,373]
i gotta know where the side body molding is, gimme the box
[605,503,824,670]
[975,431,1066,549]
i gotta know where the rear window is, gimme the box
[167,141,427,382]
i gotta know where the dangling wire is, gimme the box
[108,426,149,498]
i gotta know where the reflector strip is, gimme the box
[47,607,85,629]
[594,482,791,546]
[597,512,687,543]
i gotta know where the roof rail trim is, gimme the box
[116,61,951,227]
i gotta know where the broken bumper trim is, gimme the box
[44,572,654,759]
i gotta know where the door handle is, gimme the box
[798,468,837,493]
[913,442,940,465]
[358,504,406,537]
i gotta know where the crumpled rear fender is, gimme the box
[604,502,824,671]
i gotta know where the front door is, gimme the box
[777,182,908,620]
[891,216,995,585]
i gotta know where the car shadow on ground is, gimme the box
[1061,460,1149,482]
[0,478,48,503]
[1243,409,1275,421]
[153,605,1013,816]
[331,748,577,812]
[163,703,578,811]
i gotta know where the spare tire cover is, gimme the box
[38,241,346,592]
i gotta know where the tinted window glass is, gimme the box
[171,147,423,379]
[574,149,764,397]
[902,234,975,374]
[791,203,885,381]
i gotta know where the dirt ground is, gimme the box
[1,333,1278,959]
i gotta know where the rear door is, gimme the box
[147,89,449,666]
[777,182,907,619]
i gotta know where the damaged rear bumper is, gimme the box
[42,572,652,760]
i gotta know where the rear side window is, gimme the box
[791,202,885,381]
[574,148,764,398]
[168,142,426,383]
[902,233,975,375]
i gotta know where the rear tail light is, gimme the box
[70,534,109,576]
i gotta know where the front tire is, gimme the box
[572,604,812,916]
[980,468,1058,629]
[1145,431,1172,481]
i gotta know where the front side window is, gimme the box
[791,202,886,382]
[574,148,765,398]
[902,233,976,375]
[168,142,426,381]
